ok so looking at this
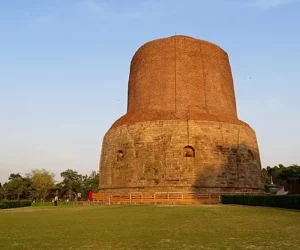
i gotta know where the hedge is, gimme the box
[221,195,300,209]
[0,200,32,209]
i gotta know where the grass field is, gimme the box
[0,204,299,250]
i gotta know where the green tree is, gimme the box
[58,169,84,200]
[82,171,99,195]
[31,169,55,201]
[8,174,27,200]
[277,165,300,185]
[0,173,27,200]
[0,183,9,200]
[23,174,35,200]
[263,165,284,185]
[261,168,269,184]
[263,164,300,187]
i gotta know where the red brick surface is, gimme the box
[113,35,239,128]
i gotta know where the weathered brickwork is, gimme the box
[99,35,264,194]
[100,120,263,194]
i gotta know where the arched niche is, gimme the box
[116,150,124,161]
[183,146,195,157]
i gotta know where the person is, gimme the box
[88,191,93,201]
[54,195,58,206]
[74,192,77,202]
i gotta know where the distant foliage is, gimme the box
[0,173,32,200]
[0,169,99,202]
[221,195,300,210]
[262,164,300,185]
[57,169,99,201]
[30,169,55,201]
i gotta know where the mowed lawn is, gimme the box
[0,205,299,250]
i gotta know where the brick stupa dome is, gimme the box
[99,35,263,194]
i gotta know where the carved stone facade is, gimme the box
[99,35,264,194]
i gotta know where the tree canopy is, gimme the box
[0,169,99,201]
[30,169,55,201]
[262,164,300,186]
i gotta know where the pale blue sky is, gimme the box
[1,0,299,183]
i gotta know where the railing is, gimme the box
[91,191,261,205]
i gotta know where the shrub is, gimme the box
[19,200,32,207]
[0,200,31,209]
[221,195,300,209]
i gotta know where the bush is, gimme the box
[0,200,31,209]
[19,200,32,207]
[221,195,300,209]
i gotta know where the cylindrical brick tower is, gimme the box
[99,35,263,194]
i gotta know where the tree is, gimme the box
[58,169,84,200]
[261,168,269,184]
[82,171,99,195]
[0,173,27,200]
[263,165,284,185]
[8,173,27,200]
[23,174,35,200]
[277,165,300,185]
[0,183,9,200]
[262,164,300,187]
[31,169,55,201]
[8,173,22,180]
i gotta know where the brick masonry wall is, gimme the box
[99,120,264,194]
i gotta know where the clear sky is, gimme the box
[1,0,300,183]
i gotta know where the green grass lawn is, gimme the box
[0,204,299,250]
